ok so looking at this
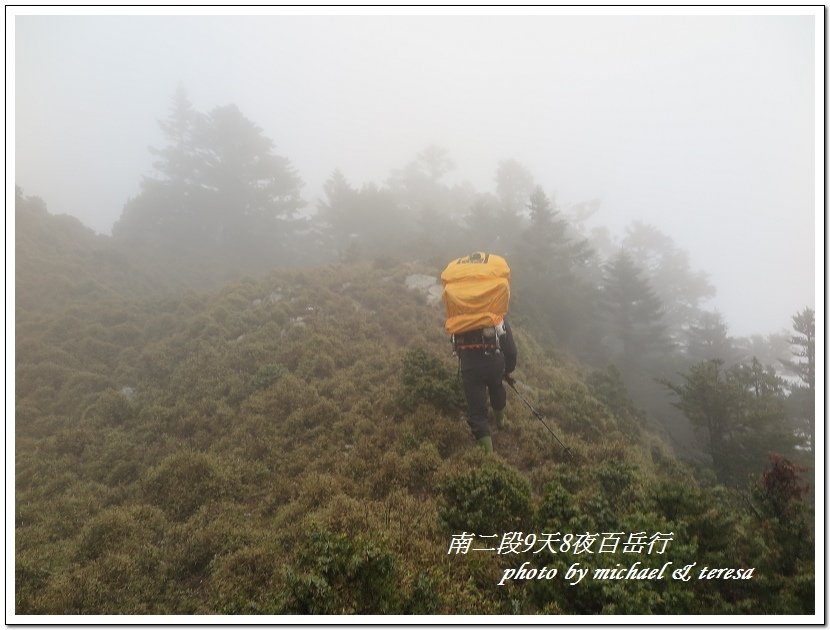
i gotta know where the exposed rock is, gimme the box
[405,274,443,304]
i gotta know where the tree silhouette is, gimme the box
[685,310,739,367]
[494,159,535,219]
[622,222,715,343]
[662,358,794,485]
[113,93,305,279]
[509,186,595,351]
[600,249,669,372]
[782,307,815,450]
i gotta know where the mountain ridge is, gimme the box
[14,196,814,615]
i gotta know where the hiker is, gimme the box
[454,318,517,453]
[441,252,517,453]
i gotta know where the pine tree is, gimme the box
[600,250,670,372]
[113,95,305,276]
[194,104,305,256]
[317,172,406,261]
[662,358,795,485]
[150,83,200,186]
[729,358,796,477]
[509,186,594,351]
[460,193,504,253]
[494,159,535,220]
[661,359,737,482]
[622,221,715,344]
[782,307,815,451]
[685,310,739,367]
[114,86,202,248]
[386,145,467,258]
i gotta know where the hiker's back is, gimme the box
[441,252,510,335]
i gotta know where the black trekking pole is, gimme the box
[505,378,575,460]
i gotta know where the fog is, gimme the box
[11,9,819,337]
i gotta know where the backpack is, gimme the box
[440,252,511,335]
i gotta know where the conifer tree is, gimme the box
[317,172,406,261]
[460,193,504,253]
[150,83,200,186]
[494,158,535,223]
[600,249,670,372]
[317,169,358,255]
[662,357,795,485]
[661,359,736,482]
[622,221,715,343]
[685,310,739,367]
[386,145,469,258]
[194,104,304,257]
[729,358,797,474]
[782,307,815,450]
[509,186,594,351]
[114,86,203,249]
[113,93,305,277]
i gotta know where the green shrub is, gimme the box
[536,480,579,525]
[141,451,238,521]
[251,363,286,389]
[437,460,532,534]
[207,544,283,613]
[402,571,444,614]
[35,551,169,614]
[398,348,464,414]
[403,441,442,495]
[587,365,646,434]
[278,528,401,614]
[594,461,638,503]
[298,353,336,380]
[85,388,138,426]
[286,398,342,434]
[76,504,167,561]
[14,236,816,616]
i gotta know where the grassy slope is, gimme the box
[14,203,813,615]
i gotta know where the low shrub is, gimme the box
[397,348,465,414]
[141,451,239,521]
[436,459,532,535]
[278,528,401,614]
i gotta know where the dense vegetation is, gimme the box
[14,92,815,615]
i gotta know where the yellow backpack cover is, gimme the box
[441,252,511,335]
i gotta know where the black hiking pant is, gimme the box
[460,350,507,440]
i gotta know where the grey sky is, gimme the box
[12,10,820,337]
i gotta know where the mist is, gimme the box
[10,11,822,617]
[12,9,819,338]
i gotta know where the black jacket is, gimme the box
[457,317,517,374]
